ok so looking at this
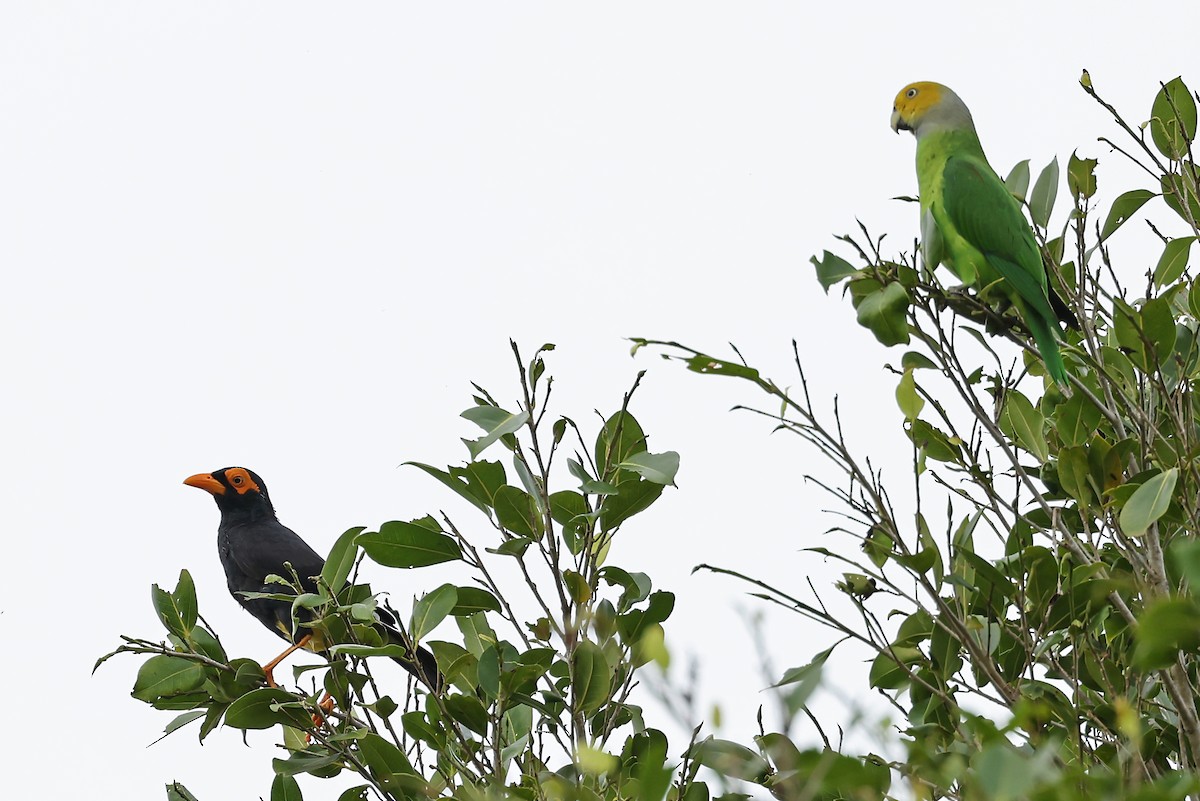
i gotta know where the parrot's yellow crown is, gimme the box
[893,82,945,120]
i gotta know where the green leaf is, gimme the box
[1001,391,1048,463]
[811,250,856,292]
[901,351,937,371]
[327,644,417,659]
[1100,189,1155,241]
[152,570,198,641]
[1113,298,1143,358]
[617,451,680,485]
[411,584,458,641]
[917,513,943,587]
[863,525,893,568]
[1066,151,1097,199]
[906,419,961,463]
[1155,236,1197,288]
[629,730,672,801]
[895,367,923,421]
[511,455,545,513]
[564,570,592,604]
[1119,468,1179,536]
[568,458,618,495]
[571,640,612,715]
[456,611,498,658]
[1143,296,1177,365]
[488,536,533,557]
[358,733,423,795]
[225,688,311,730]
[679,352,762,379]
[321,527,364,595]
[868,646,922,689]
[1186,281,1200,328]
[403,461,488,513]
[598,478,664,533]
[173,570,198,632]
[1171,539,1200,596]
[132,655,206,703]
[363,696,397,721]
[449,587,502,616]
[460,405,529,459]
[444,694,489,734]
[549,490,590,550]
[1150,77,1198,160]
[960,551,1016,603]
[595,410,650,475]
[1167,321,1200,387]
[166,783,201,801]
[401,712,440,746]
[1054,392,1102,448]
[1135,597,1200,670]
[336,787,370,801]
[198,702,227,742]
[838,572,878,597]
[854,282,910,346]
[494,485,540,537]
[270,774,303,801]
[974,742,1056,801]
[693,738,770,783]
[617,591,676,642]
[1005,159,1030,200]
[462,460,508,507]
[772,645,831,710]
[634,624,670,670]
[162,709,206,737]
[894,610,933,646]
[1057,446,1093,507]
[476,645,501,699]
[271,751,342,778]
[549,490,588,525]
[1029,157,1059,229]
[359,520,462,568]
[1162,171,1200,225]
[599,566,652,609]
[576,744,619,777]
[930,614,962,679]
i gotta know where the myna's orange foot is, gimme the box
[260,635,312,687]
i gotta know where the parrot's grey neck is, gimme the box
[912,93,977,142]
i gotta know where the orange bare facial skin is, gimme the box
[223,467,261,495]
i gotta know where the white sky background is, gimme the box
[0,3,1194,799]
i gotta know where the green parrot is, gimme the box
[891,81,1073,386]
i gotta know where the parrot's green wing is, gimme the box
[941,155,1057,325]
[942,154,1069,385]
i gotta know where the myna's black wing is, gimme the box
[220,519,326,643]
[226,519,326,589]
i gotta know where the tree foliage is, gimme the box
[641,73,1200,800]
[104,75,1200,801]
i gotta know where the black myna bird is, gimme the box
[184,466,441,691]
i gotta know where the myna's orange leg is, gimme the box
[261,634,312,687]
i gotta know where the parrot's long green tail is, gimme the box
[1026,312,1069,387]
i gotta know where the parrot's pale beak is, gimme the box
[890,109,909,134]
